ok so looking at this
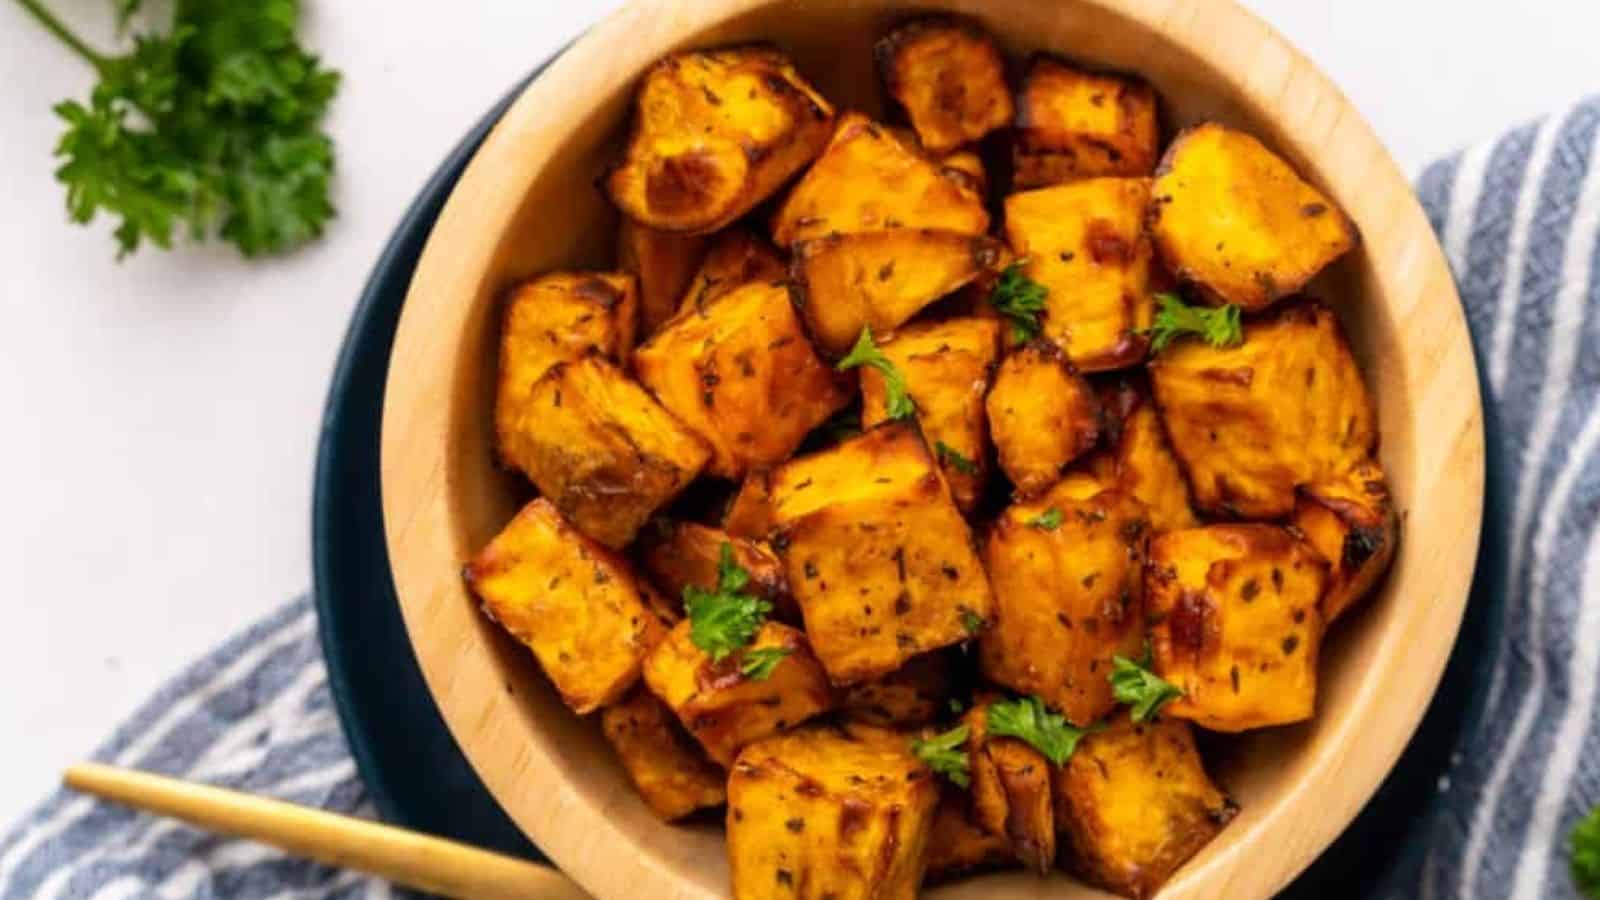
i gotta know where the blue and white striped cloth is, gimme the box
[4,98,1600,898]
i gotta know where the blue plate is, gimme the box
[310,56,1501,895]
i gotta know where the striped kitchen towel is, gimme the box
[5,98,1600,897]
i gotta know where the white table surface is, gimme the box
[0,0,1595,828]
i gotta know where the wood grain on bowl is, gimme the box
[380,1,1483,898]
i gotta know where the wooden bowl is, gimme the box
[380,1,1485,896]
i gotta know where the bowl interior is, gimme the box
[380,1,1484,897]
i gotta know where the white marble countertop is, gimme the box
[0,0,1594,827]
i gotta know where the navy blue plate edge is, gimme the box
[306,51,1504,896]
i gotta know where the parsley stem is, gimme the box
[15,0,110,70]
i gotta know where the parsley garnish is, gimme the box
[1109,647,1183,723]
[18,0,341,259]
[986,696,1091,766]
[837,327,914,420]
[911,724,971,787]
[684,543,771,662]
[935,440,979,476]
[990,262,1049,343]
[739,647,793,681]
[1027,508,1064,531]
[1574,804,1600,899]
[960,610,986,635]
[1146,293,1244,353]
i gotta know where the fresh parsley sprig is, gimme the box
[1146,293,1244,353]
[1027,508,1064,531]
[986,696,1092,766]
[934,440,978,476]
[1574,803,1600,899]
[18,0,341,259]
[684,543,772,663]
[837,327,914,420]
[739,646,793,681]
[989,262,1049,343]
[911,724,972,787]
[1109,647,1183,723]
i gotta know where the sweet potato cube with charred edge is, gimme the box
[979,478,1147,726]
[1149,300,1376,519]
[767,422,996,685]
[861,318,1002,513]
[965,703,1056,874]
[1292,458,1398,623]
[839,652,953,728]
[875,17,1014,154]
[616,220,707,337]
[923,786,1017,882]
[1079,376,1199,534]
[790,229,1008,357]
[771,113,989,247]
[600,687,726,821]
[643,621,834,766]
[607,47,835,234]
[1146,524,1328,732]
[1056,718,1236,899]
[1149,123,1357,310]
[515,355,709,548]
[676,228,788,319]
[495,272,638,472]
[1013,57,1161,189]
[634,281,850,479]
[724,469,776,539]
[986,342,1102,498]
[1004,177,1154,371]
[464,499,668,715]
[637,520,799,625]
[727,723,939,900]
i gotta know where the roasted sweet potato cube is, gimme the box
[514,355,709,548]
[839,652,953,728]
[979,482,1147,726]
[861,318,1002,512]
[875,17,1014,153]
[677,228,788,318]
[965,704,1056,874]
[616,220,707,337]
[464,499,668,715]
[923,787,1016,882]
[1082,376,1199,533]
[1149,123,1357,310]
[1004,177,1154,371]
[1293,458,1398,623]
[724,469,776,539]
[937,147,988,194]
[600,688,726,820]
[771,113,989,247]
[1149,300,1376,519]
[768,422,995,684]
[727,723,939,900]
[1056,718,1236,899]
[790,229,1007,357]
[607,47,835,233]
[637,520,799,624]
[643,621,834,766]
[634,281,850,478]
[1013,57,1160,189]
[1146,525,1328,732]
[495,272,638,470]
[986,342,1102,497]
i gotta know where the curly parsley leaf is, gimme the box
[20,0,341,259]
[837,327,914,420]
[990,262,1049,343]
[1574,804,1600,899]
[911,724,971,787]
[986,695,1091,766]
[960,609,986,635]
[684,543,771,662]
[1110,648,1183,723]
[935,440,979,476]
[1027,507,1064,531]
[739,646,793,681]
[1146,293,1243,354]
